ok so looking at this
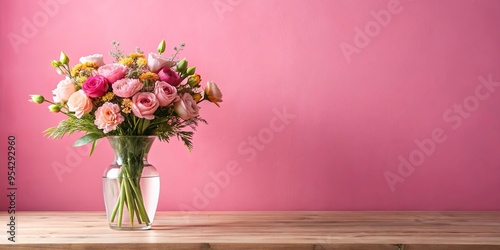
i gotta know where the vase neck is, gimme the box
[107,136,156,166]
[114,153,151,166]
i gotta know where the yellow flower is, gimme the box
[71,62,98,77]
[119,57,133,67]
[136,58,148,68]
[121,98,132,113]
[188,74,201,87]
[139,72,159,83]
[192,93,202,102]
[101,92,115,102]
[129,53,145,59]
[75,76,88,86]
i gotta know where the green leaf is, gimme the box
[141,119,151,134]
[73,133,105,147]
[89,139,98,157]
[177,131,194,152]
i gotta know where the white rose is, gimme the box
[52,78,77,103]
[147,52,175,73]
[79,54,105,67]
[174,93,199,120]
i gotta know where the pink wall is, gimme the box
[1,0,500,211]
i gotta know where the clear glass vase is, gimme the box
[102,136,160,230]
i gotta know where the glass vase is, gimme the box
[102,136,160,230]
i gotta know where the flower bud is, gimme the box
[157,39,166,54]
[60,51,69,65]
[205,81,223,107]
[48,104,61,113]
[177,59,187,73]
[192,93,202,102]
[186,66,196,76]
[187,74,201,87]
[51,60,62,68]
[30,95,45,104]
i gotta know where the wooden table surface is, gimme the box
[1,211,500,249]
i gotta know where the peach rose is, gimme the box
[67,90,93,118]
[132,92,159,120]
[154,81,178,106]
[52,78,77,103]
[174,93,199,120]
[205,81,223,107]
[94,102,124,133]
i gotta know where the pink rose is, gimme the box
[82,76,109,98]
[52,78,77,103]
[79,54,105,67]
[132,92,159,120]
[113,78,143,98]
[154,81,179,106]
[94,102,124,133]
[158,67,182,86]
[174,93,199,120]
[67,90,93,118]
[148,53,175,73]
[97,63,127,83]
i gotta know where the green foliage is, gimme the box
[170,42,185,61]
[73,133,106,147]
[43,110,207,153]
[109,41,125,62]
[44,114,104,139]
[155,116,207,152]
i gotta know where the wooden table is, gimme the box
[1,211,500,249]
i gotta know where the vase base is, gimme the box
[108,224,152,231]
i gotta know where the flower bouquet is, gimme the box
[30,40,222,229]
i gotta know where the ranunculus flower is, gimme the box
[82,76,109,98]
[158,67,182,86]
[67,90,93,118]
[79,54,105,67]
[147,52,175,73]
[94,102,124,133]
[205,81,223,107]
[52,78,77,103]
[97,63,127,83]
[132,92,159,120]
[174,93,199,120]
[154,81,178,106]
[113,79,143,98]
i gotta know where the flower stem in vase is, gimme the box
[104,136,158,230]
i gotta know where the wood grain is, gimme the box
[1,211,500,249]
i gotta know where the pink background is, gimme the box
[1,0,500,211]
